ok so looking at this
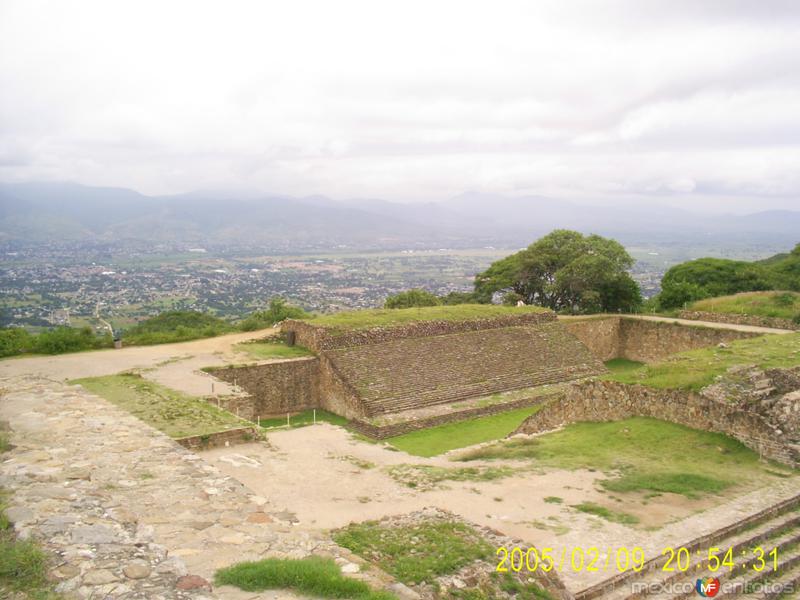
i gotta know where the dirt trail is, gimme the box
[559,313,794,335]
[0,327,280,396]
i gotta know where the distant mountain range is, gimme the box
[1,181,798,250]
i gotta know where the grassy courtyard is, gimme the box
[456,417,793,498]
[387,405,543,457]
[310,304,549,332]
[604,332,800,391]
[71,373,246,438]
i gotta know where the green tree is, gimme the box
[440,291,489,305]
[384,289,441,309]
[658,258,773,309]
[475,230,641,313]
[239,298,309,331]
[0,328,33,357]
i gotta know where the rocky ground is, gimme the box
[0,375,383,599]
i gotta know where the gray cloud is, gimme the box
[0,0,799,212]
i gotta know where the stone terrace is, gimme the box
[325,321,605,416]
[0,376,379,599]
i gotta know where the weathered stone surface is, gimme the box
[176,574,212,591]
[83,568,119,585]
[123,560,152,579]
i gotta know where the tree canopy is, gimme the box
[475,229,642,313]
[384,289,441,309]
[656,243,800,309]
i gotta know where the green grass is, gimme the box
[604,332,800,391]
[334,519,493,585]
[234,341,313,360]
[257,409,348,429]
[572,502,639,525]
[385,464,515,489]
[214,556,395,600]
[387,405,543,457]
[310,304,549,332]
[71,373,246,438]
[455,417,789,497]
[604,358,645,374]
[690,291,800,320]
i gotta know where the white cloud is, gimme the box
[0,0,799,210]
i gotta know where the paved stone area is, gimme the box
[0,375,376,599]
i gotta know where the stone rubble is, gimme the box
[0,375,379,599]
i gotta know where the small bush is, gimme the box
[384,289,441,309]
[214,556,395,600]
[239,298,309,331]
[124,311,234,344]
[33,326,110,354]
[0,328,33,357]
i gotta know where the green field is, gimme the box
[387,405,543,457]
[311,304,549,332]
[257,409,348,429]
[456,417,793,498]
[689,291,800,321]
[234,341,313,360]
[604,332,800,391]
[71,373,246,438]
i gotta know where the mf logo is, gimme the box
[696,577,721,597]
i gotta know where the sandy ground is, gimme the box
[0,327,281,395]
[202,424,799,591]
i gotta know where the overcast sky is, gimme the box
[1,0,799,212]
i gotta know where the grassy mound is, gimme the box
[71,373,245,438]
[689,291,800,321]
[604,332,800,391]
[215,556,395,600]
[311,304,549,332]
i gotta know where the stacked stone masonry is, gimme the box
[679,309,799,331]
[564,316,760,363]
[282,311,557,353]
[325,322,606,417]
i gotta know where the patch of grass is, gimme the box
[311,305,549,333]
[456,417,788,498]
[573,502,639,525]
[385,464,515,489]
[257,409,348,429]
[543,496,563,504]
[234,340,313,360]
[387,405,543,457]
[214,556,395,600]
[602,472,729,498]
[690,291,800,320]
[603,332,800,391]
[603,358,644,374]
[334,519,492,585]
[71,373,245,438]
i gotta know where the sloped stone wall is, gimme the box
[514,379,798,467]
[679,310,799,331]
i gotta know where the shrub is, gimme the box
[33,326,110,354]
[239,298,309,331]
[0,328,33,357]
[124,311,234,344]
[384,289,441,309]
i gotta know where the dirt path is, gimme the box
[203,424,800,592]
[0,327,280,396]
[559,314,794,335]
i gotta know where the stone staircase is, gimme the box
[324,322,605,417]
[577,495,800,600]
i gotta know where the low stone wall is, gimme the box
[175,426,260,450]
[282,311,556,352]
[514,380,798,467]
[207,357,320,417]
[564,316,760,363]
[349,393,558,439]
[679,310,798,331]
